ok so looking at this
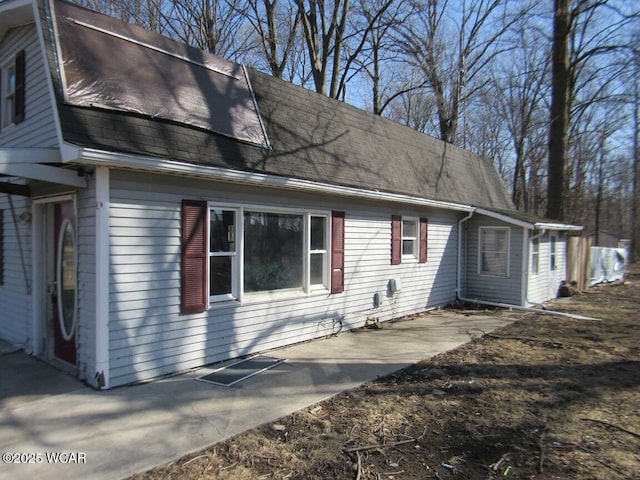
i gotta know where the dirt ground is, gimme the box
[130,263,640,480]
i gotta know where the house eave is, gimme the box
[73,146,474,213]
[0,0,35,40]
[475,207,583,232]
[0,147,88,191]
[534,222,583,232]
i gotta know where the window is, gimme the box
[209,209,238,300]
[180,201,343,313]
[2,50,25,128]
[243,211,304,293]
[550,235,557,271]
[402,218,418,257]
[479,227,510,277]
[310,215,328,287]
[531,237,540,275]
[391,216,428,265]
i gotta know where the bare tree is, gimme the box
[547,0,639,221]
[632,46,640,260]
[295,0,350,97]
[392,0,522,144]
[240,0,301,79]
[492,17,550,212]
[164,0,258,60]
[71,0,170,33]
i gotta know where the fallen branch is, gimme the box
[596,459,633,479]
[344,438,417,453]
[538,430,545,473]
[581,418,640,439]
[355,451,363,480]
[485,333,589,349]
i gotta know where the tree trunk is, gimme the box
[546,0,571,221]
[632,70,639,261]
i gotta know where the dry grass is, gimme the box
[129,263,640,480]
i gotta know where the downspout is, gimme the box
[456,210,475,300]
[456,217,599,321]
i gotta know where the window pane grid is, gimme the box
[402,219,418,258]
[480,227,509,276]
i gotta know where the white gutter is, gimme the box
[70,146,474,213]
[535,222,583,232]
[475,206,583,232]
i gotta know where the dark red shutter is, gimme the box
[391,215,401,265]
[14,50,25,124]
[419,217,428,263]
[331,211,345,294]
[181,200,207,314]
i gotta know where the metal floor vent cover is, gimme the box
[196,356,285,387]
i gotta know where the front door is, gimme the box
[51,201,78,366]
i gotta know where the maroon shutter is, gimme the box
[331,211,345,294]
[14,50,25,124]
[419,217,428,263]
[391,215,401,265]
[181,200,207,314]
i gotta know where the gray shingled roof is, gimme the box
[46,0,514,211]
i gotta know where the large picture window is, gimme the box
[181,202,342,312]
[244,211,304,293]
[479,227,510,277]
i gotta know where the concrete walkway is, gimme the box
[0,311,515,480]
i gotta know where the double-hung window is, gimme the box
[309,215,329,289]
[479,227,510,277]
[550,235,557,271]
[402,218,418,258]
[531,237,540,275]
[1,50,25,128]
[391,216,428,265]
[209,208,238,301]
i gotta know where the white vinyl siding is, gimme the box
[526,232,567,305]
[106,170,459,387]
[76,183,97,383]
[0,24,59,148]
[0,193,32,348]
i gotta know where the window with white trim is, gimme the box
[2,61,16,128]
[550,235,557,271]
[209,208,238,301]
[531,237,540,275]
[402,218,418,258]
[208,206,331,301]
[479,227,510,277]
[1,50,25,128]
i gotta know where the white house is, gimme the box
[0,0,582,389]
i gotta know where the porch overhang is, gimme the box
[0,148,88,196]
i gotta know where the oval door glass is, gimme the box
[57,219,77,340]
